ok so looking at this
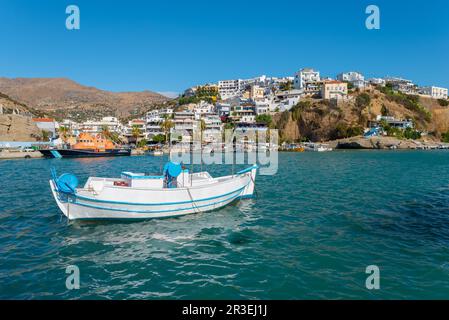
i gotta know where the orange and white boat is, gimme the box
[40,133,131,158]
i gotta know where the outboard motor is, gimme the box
[163,162,182,188]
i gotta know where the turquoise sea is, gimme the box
[1,151,449,299]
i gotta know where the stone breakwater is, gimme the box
[328,136,449,150]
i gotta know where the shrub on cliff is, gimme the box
[331,123,364,139]
[437,99,449,107]
[442,131,449,143]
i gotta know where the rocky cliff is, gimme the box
[274,87,449,143]
[0,93,41,141]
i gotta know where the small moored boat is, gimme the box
[49,162,258,220]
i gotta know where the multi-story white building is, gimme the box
[337,71,365,88]
[218,79,241,100]
[294,68,320,90]
[123,119,146,140]
[420,86,448,100]
[193,100,215,117]
[172,111,197,142]
[201,114,223,143]
[79,116,122,134]
[145,109,174,139]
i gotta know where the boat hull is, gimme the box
[40,149,131,158]
[49,166,257,220]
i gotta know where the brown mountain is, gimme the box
[0,77,170,120]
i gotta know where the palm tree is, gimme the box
[160,117,174,146]
[58,126,70,142]
[41,130,50,142]
[101,125,111,139]
[131,125,142,145]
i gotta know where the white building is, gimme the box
[123,119,146,140]
[193,100,215,117]
[255,102,270,115]
[384,77,417,94]
[420,86,448,100]
[201,114,223,143]
[79,117,122,134]
[337,71,365,88]
[32,118,59,138]
[218,79,241,100]
[216,103,231,117]
[294,68,320,90]
[368,78,386,86]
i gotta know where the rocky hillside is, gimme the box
[0,77,170,120]
[274,87,449,142]
[0,93,41,141]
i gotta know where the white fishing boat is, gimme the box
[152,150,164,156]
[49,162,258,220]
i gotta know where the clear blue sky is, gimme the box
[0,0,448,94]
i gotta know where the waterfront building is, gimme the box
[321,81,348,100]
[201,114,223,143]
[32,118,58,138]
[79,117,122,135]
[173,111,198,142]
[145,109,173,140]
[294,68,320,90]
[123,119,146,141]
[419,86,448,100]
[337,71,366,88]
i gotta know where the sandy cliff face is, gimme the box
[0,114,41,141]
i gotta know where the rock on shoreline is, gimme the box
[327,136,448,150]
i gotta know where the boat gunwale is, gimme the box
[79,165,257,194]
[74,179,251,206]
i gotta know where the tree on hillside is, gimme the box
[355,93,371,109]
[279,80,293,91]
[160,116,174,144]
[131,125,142,144]
[380,104,389,116]
[58,126,70,141]
[256,114,272,126]
[152,134,166,144]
